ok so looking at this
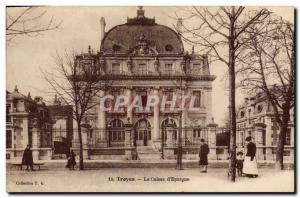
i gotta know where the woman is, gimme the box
[198,138,210,173]
[243,136,258,178]
[66,150,76,170]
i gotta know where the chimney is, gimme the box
[176,18,183,35]
[100,17,106,46]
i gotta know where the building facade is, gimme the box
[6,86,53,160]
[72,7,217,160]
[236,93,294,162]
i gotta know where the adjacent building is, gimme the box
[6,86,53,160]
[236,93,294,162]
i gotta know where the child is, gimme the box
[236,151,244,177]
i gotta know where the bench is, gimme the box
[12,163,45,170]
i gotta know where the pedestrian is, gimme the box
[198,138,209,173]
[66,150,76,170]
[243,136,258,178]
[22,144,34,171]
[236,151,244,177]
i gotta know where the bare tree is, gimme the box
[239,16,294,170]
[175,6,270,181]
[6,6,61,43]
[43,50,109,170]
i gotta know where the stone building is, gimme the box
[72,7,217,160]
[6,86,53,160]
[236,93,294,162]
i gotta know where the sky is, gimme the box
[6,6,294,125]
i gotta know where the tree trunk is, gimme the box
[227,16,236,182]
[77,121,84,170]
[275,105,290,170]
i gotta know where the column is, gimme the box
[205,89,212,125]
[32,126,39,161]
[81,128,89,159]
[125,88,133,122]
[254,123,266,161]
[153,88,160,140]
[265,117,273,161]
[21,118,29,149]
[124,122,134,160]
[97,90,106,140]
[207,119,217,160]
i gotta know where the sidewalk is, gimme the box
[7,159,294,170]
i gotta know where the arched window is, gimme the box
[109,119,124,142]
[161,118,177,141]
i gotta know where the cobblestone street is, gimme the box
[7,167,294,192]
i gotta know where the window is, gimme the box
[138,63,147,75]
[165,44,173,52]
[112,44,121,52]
[6,104,11,122]
[112,63,120,74]
[165,64,173,75]
[285,128,291,145]
[138,91,147,108]
[193,91,201,108]
[193,128,201,137]
[165,91,173,110]
[6,130,12,148]
[257,105,263,113]
[240,111,245,118]
[109,119,125,142]
[192,63,201,73]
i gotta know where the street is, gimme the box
[7,167,294,192]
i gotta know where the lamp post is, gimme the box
[176,76,184,170]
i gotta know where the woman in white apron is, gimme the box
[243,136,258,178]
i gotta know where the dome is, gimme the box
[100,7,184,54]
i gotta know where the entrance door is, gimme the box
[134,119,151,146]
[143,130,148,146]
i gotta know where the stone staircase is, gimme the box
[137,142,162,161]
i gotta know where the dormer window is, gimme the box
[112,63,120,74]
[112,44,121,52]
[138,63,147,75]
[257,105,263,113]
[192,63,201,73]
[165,44,173,52]
[240,111,245,118]
[165,63,173,75]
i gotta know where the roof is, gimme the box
[48,105,73,118]
[100,7,184,54]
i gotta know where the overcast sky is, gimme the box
[6,6,294,125]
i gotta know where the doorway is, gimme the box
[135,119,151,146]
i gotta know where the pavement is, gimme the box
[7,159,294,170]
[6,167,294,192]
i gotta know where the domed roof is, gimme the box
[100,7,184,54]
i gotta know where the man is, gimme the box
[22,144,34,171]
[243,136,258,178]
[199,138,209,173]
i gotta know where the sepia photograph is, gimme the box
[5,5,295,193]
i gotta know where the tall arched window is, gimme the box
[109,119,124,142]
[161,118,177,141]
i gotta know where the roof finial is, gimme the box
[14,85,18,93]
[88,45,91,54]
[27,92,31,99]
[137,6,145,18]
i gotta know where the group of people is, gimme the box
[22,136,258,176]
[198,136,258,178]
[21,144,76,171]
